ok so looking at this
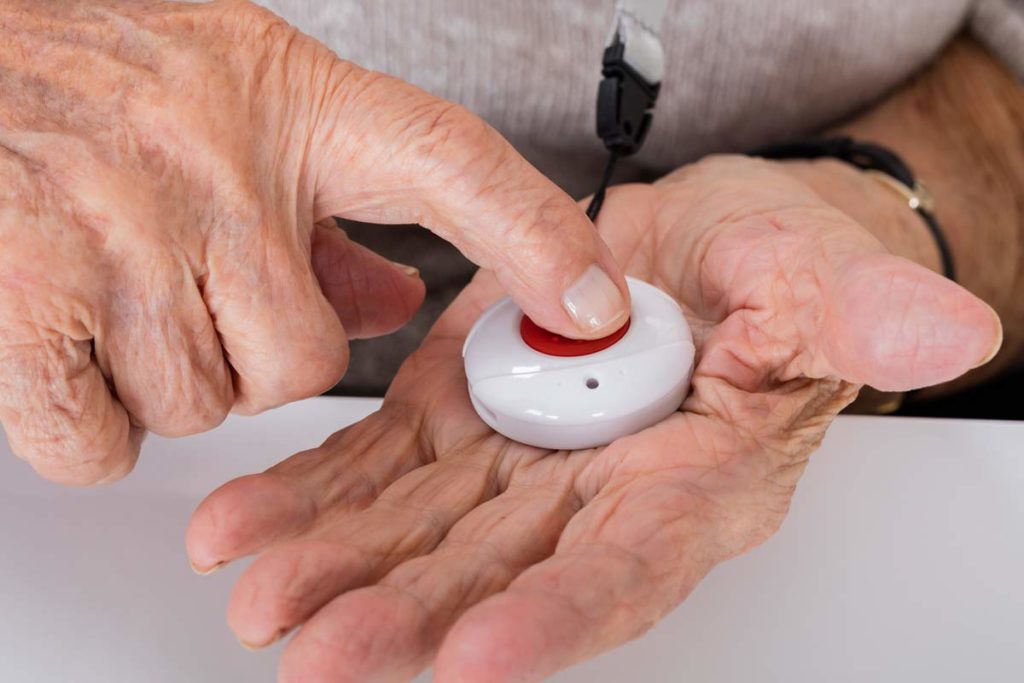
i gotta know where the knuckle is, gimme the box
[142,395,231,438]
[239,344,349,414]
[116,353,233,438]
[506,190,587,263]
[0,338,138,486]
[414,100,479,147]
[395,97,499,175]
[20,426,136,487]
[205,0,298,46]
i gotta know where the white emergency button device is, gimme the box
[462,277,694,450]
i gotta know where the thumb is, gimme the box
[311,221,426,340]
[305,65,630,339]
[816,252,1002,392]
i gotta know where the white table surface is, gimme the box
[1,398,1021,682]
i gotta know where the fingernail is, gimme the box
[239,629,285,651]
[190,560,223,576]
[973,305,1003,368]
[392,261,420,278]
[562,265,629,334]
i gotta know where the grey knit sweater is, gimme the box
[262,0,1023,196]
[253,0,1024,393]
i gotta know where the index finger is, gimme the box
[304,64,631,339]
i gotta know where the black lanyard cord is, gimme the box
[588,28,661,223]
[585,150,621,222]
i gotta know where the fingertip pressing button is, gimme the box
[520,315,631,357]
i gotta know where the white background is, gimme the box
[1,399,1022,682]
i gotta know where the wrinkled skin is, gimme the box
[0,0,627,486]
[187,157,1001,682]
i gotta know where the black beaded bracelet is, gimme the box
[749,136,956,282]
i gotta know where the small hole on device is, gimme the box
[585,377,600,390]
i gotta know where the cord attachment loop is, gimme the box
[596,34,661,156]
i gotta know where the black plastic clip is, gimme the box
[595,34,661,156]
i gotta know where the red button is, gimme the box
[520,315,631,357]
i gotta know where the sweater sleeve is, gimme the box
[971,0,1024,79]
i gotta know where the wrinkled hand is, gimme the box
[0,0,628,485]
[187,156,1000,682]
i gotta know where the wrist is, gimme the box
[777,158,945,273]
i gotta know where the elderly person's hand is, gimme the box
[186,155,1001,682]
[0,0,629,485]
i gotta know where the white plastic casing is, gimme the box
[462,277,695,450]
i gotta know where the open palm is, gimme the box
[187,156,999,682]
